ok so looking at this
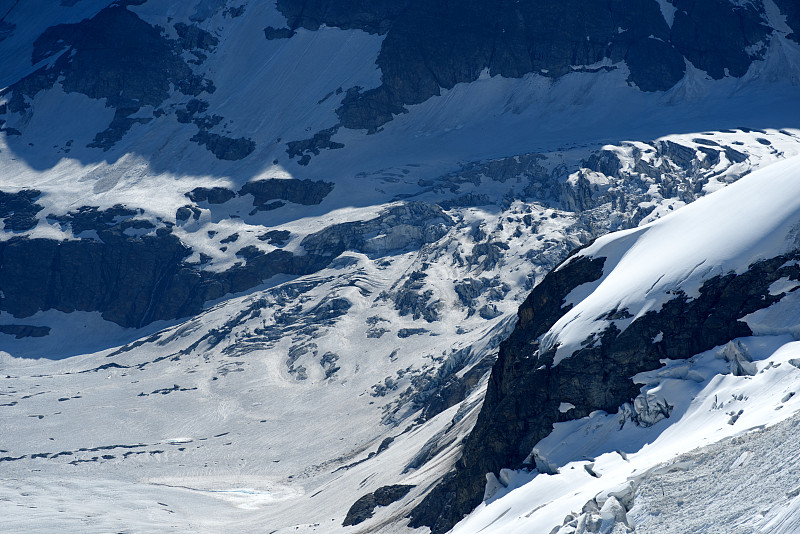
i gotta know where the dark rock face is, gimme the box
[48,204,144,235]
[257,230,291,246]
[1,0,782,165]
[393,272,439,323]
[774,0,800,42]
[343,484,414,526]
[0,232,322,328]
[299,201,452,258]
[27,8,188,108]
[175,98,210,123]
[0,325,51,339]
[622,37,686,93]
[416,354,493,423]
[186,186,236,204]
[0,202,320,328]
[239,178,334,207]
[264,26,296,40]
[1,7,210,149]
[0,190,43,232]
[276,0,404,34]
[184,179,333,213]
[190,131,255,161]
[397,327,428,338]
[437,193,491,210]
[174,22,219,53]
[219,233,239,244]
[0,200,449,329]
[276,0,770,132]
[556,136,757,225]
[409,249,800,533]
[0,21,14,43]
[0,234,194,327]
[408,254,604,531]
[0,5,245,158]
[670,0,769,79]
[286,126,344,163]
[175,205,201,222]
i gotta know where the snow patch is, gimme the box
[655,0,677,28]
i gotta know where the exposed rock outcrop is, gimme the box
[343,484,414,526]
[0,5,248,158]
[190,131,255,161]
[0,190,43,232]
[0,200,452,329]
[1,6,213,150]
[410,247,800,533]
[186,186,236,204]
[286,126,344,163]
[0,203,321,327]
[239,178,334,207]
[0,324,51,339]
[263,26,296,40]
[299,201,452,257]
[775,0,800,42]
[276,0,771,132]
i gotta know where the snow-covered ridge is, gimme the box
[545,154,800,365]
[448,155,800,534]
[454,338,800,533]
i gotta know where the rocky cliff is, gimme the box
[276,0,773,132]
[410,160,800,531]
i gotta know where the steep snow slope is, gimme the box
[449,156,800,534]
[545,155,800,364]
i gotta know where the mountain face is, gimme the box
[429,156,800,534]
[1,1,800,533]
[276,0,769,130]
[411,156,800,532]
[0,0,792,171]
[0,0,795,330]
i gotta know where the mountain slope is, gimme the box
[1,1,800,533]
[419,155,800,533]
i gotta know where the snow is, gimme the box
[202,24,383,144]
[627,410,800,533]
[743,289,800,337]
[764,0,796,36]
[545,155,800,365]
[448,147,800,532]
[655,0,677,28]
[1,2,800,533]
[559,402,576,413]
[0,1,111,89]
[0,309,178,360]
[3,128,797,532]
[452,336,800,534]
[768,276,800,296]
[0,238,504,533]
[1,5,799,280]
